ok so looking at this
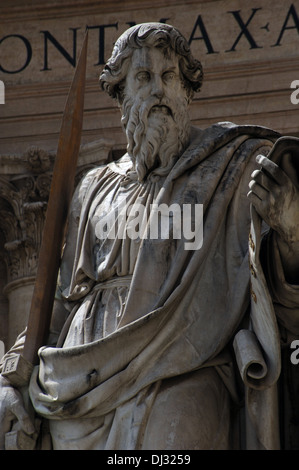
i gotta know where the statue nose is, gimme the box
[152,76,164,99]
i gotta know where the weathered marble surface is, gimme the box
[1,22,299,450]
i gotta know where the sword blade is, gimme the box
[23,31,88,365]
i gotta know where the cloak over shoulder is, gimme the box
[29,122,281,424]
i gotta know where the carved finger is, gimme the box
[247,190,268,219]
[248,180,268,200]
[250,169,272,192]
[256,155,289,186]
[11,399,35,436]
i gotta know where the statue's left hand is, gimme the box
[247,154,299,246]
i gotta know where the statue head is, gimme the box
[100,22,203,104]
[100,23,203,181]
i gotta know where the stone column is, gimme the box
[0,148,51,348]
[0,139,113,350]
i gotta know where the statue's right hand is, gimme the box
[0,375,36,449]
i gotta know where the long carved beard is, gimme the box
[121,94,191,182]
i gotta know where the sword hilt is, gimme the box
[2,353,33,388]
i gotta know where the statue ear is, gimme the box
[268,136,299,189]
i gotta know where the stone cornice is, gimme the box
[0,138,113,175]
[1,0,207,21]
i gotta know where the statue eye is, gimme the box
[136,71,150,82]
[163,71,175,82]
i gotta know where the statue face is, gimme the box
[121,46,191,181]
[124,46,185,118]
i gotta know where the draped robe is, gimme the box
[6,122,299,449]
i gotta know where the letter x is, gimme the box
[227,8,262,51]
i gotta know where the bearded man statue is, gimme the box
[1,22,299,451]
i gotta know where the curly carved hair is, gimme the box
[99,22,203,104]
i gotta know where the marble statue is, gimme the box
[0,22,299,450]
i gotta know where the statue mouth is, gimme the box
[150,104,172,117]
